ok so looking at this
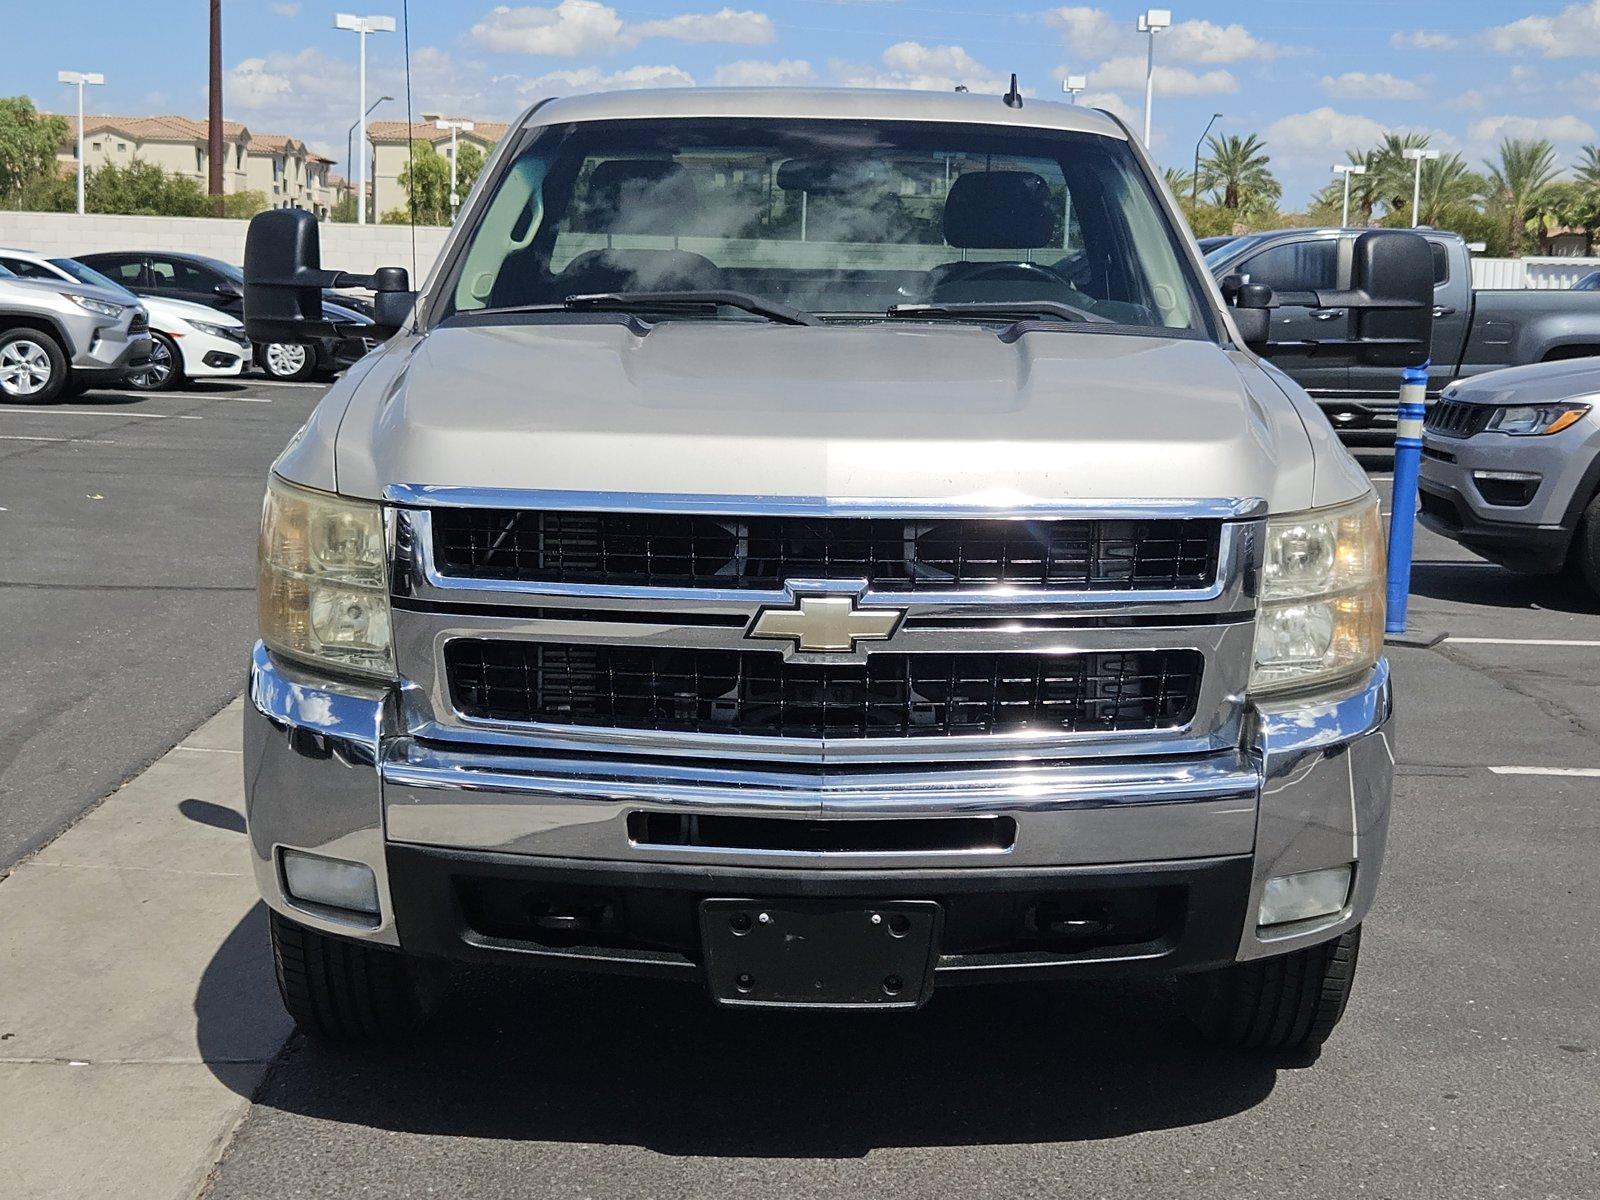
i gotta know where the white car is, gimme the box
[0,249,250,391]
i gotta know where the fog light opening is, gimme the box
[281,849,381,917]
[1258,864,1352,929]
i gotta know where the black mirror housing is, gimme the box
[243,208,411,343]
[1347,230,1434,368]
[1221,274,1273,349]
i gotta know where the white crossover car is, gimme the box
[0,249,250,391]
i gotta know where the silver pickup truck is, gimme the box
[240,88,1433,1054]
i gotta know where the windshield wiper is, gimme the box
[884,300,1111,326]
[563,290,822,327]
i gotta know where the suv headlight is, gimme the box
[258,475,394,680]
[63,293,124,318]
[1250,494,1384,696]
[1486,401,1590,436]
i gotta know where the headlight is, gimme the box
[63,293,124,318]
[1250,494,1384,696]
[258,475,394,679]
[188,318,247,343]
[1486,402,1590,436]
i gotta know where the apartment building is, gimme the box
[365,118,509,219]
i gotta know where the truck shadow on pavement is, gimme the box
[197,911,1284,1155]
[1408,561,1600,615]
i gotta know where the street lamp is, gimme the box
[1193,112,1222,206]
[430,117,475,219]
[1332,163,1367,228]
[1137,8,1171,147]
[334,12,396,225]
[1403,147,1442,228]
[57,70,104,216]
[345,94,392,216]
[1061,74,1087,105]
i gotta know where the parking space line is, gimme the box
[1488,766,1600,778]
[1449,638,1600,647]
[0,435,116,445]
[0,409,202,421]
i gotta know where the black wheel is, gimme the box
[1179,925,1361,1052]
[257,341,318,382]
[268,909,436,1041]
[0,328,68,403]
[126,331,184,391]
[1569,491,1600,597]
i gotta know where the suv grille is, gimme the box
[444,640,1203,738]
[430,511,1221,592]
[1425,399,1492,438]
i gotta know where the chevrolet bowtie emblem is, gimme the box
[748,592,903,654]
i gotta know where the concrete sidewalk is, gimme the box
[0,697,291,1200]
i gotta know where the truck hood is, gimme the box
[328,321,1320,510]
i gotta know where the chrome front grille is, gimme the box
[388,489,1265,766]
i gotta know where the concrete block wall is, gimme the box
[0,211,450,279]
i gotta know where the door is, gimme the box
[80,254,150,294]
[146,256,235,312]
[1234,237,1349,395]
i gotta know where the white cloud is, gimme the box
[1165,20,1286,64]
[833,42,1009,93]
[1443,89,1488,112]
[1089,54,1237,96]
[1077,91,1135,123]
[471,2,631,56]
[881,41,986,78]
[1042,7,1124,58]
[229,55,297,107]
[1263,106,1390,165]
[520,64,696,95]
[1319,72,1425,101]
[711,58,814,86]
[1390,30,1457,50]
[269,2,300,16]
[1482,0,1600,57]
[1469,113,1597,144]
[632,8,773,44]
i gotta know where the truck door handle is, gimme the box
[1312,309,1345,321]
[1433,305,1457,318]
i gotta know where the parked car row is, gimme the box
[0,247,377,402]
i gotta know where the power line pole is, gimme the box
[209,0,224,217]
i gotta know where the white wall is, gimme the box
[0,210,450,279]
[1470,256,1600,290]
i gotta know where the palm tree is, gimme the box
[1484,138,1561,257]
[1369,131,1432,217]
[1333,147,1385,225]
[1416,153,1483,227]
[1575,145,1600,254]
[1199,133,1281,212]
[1162,165,1197,200]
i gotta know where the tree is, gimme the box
[0,96,68,202]
[221,190,268,219]
[1199,133,1281,214]
[1414,153,1483,228]
[1484,138,1560,258]
[329,192,358,222]
[1366,131,1432,219]
[1573,144,1600,255]
[388,140,487,225]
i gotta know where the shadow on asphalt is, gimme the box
[196,914,1283,1154]
[1409,560,1600,614]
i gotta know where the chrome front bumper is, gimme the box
[244,642,1393,965]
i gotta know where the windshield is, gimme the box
[51,258,139,301]
[1204,236,1262,272]
[443,118,1210,335]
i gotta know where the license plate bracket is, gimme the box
[699,899,942,1009]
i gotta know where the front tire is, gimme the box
[1568,491,1600,597]
[126,331,183,391]
[1179,925,1362,1052]
[268,910,436,1041]
[257,341,318,382]
[0,328,68,404]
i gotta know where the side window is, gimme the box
[1431,242,1450,287]
[0,257,55,280]
[148,259,209,290]
[1238,240,1338,292]
[94,257,147,287]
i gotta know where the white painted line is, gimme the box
[1489,766,1600,778]
[1450,637,1600,647]
[0,408,201,421]
[0,434,116,445]
[171,745,244,756]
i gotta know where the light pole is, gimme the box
[345,94,392,217]
[1061,74,1087,104]
[57,70,104,216]
[334,12,395,225]
[1332,162,1366,228]
[1193,112,1222,206]
[1137,8,1171,147]
[1403,147,1441,228]
[431,118,475,220]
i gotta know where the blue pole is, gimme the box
[1385,361,1429,634]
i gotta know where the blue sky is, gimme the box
[18,0,1600,203]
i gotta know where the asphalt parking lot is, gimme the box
[2,387,1597,1198]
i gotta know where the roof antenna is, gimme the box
[1003,73,1023,108]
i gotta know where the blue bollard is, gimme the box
[1385,361,1430,634]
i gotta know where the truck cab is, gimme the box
[239,88,1431,1053]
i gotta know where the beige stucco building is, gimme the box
[366,118,509,220]
[58,115,338,217]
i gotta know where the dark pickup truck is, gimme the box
[1205,228,1600,426]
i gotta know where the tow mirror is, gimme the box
[1220,273,1272,348]
[242,208,413,343]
